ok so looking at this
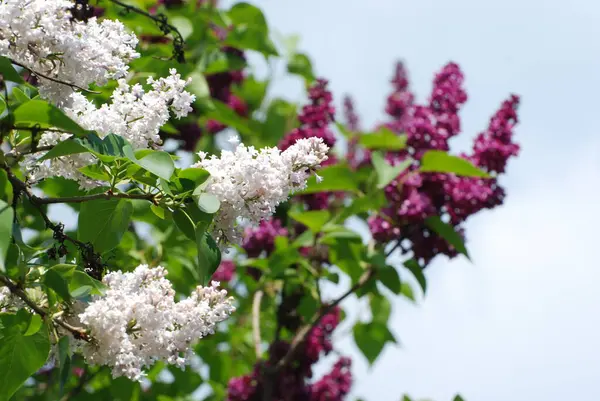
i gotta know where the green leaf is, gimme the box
[22,314,43,336]
[124,146,175,181]
[359,128,407,151]
[370,294,392,325]
[287,53,314,81]
[196,192,221,214]
[0,313,50,401]
[13,100,86,135]
[170,16,193,40]
[0,170,12,204]
[420,150,490,177]
[178,168,210,186]
[371,151,412,189]
[299,164,360,194]
[0,200,14,272]
[298,292,319,320]
[205,99,261,137]
[187,71,212,107]
[173,208,196,241]
[336,191,386,221]
[235,76,267,111]
[150,204,166,219]
[228,2,268,28]
[57,336,71,393]
[400,282,415,301]
[195,222,221,286]
[425,216,469,258]
[404,258,427,294]
[43,264,76,299]
[291,229,314,247]
[69,270,106,298]
[378,265,401,295]
[204,49,247,75]
[77,133,129,162]
[44,268,72,302]
[353,321,395,365]
[38,139,89,161]
[453,395,466,401]
[0,56,24,83]
[328,237,363,282]
[78,199,133,253]
[262,98,297,143]
[12,87,30,104]
[288,210,330,233]
[225,3,278,57]
[40,132,132,163]
[225,27,278,57]
[78,164,111,181]
[268,239,300,275]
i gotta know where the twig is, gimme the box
[385,240,402,257]
[12,126,72,134]
[36,191,156,204]
[108,0,186,63]
[9,59,100,94]
[0,275,89,341]
[5,169,84,247]
[252,290,264,360]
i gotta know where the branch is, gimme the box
[273,266,376,372]
[0,275,89,341]
[385,240,402,257]
[252,290,264,360]
[3,167,100,259]
[108,0,186,63]
[10,59,100,94]
[36,191,156,204]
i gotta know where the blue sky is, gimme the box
[238,0,600,400]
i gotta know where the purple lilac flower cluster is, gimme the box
[279,79,336,152]
[226,307,351,401]
[354,62,520,266]
[279,79,342,211]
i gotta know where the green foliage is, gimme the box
[371,151,412,189]
[0,56,25,84]
[0,1,490,400]
[359,127,407,151]
[420,150,490,177]
[287,53,315,82]
[425,216,469,258]
[195,221,221,285]
[78,199,133,254]
[0,200,13,272]
[123,146,175,181]
[353,321,396,365]
[300,164,360,194]
[13,100,86,135]
[0,312,50,401]
[288,210,331,233]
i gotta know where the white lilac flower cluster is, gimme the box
[77,265,235,381]
[192,137,330,244]
[23,69,196,188]
[0,286,18,312]
[0,0,139,105]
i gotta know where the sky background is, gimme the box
[225,0,600,400]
